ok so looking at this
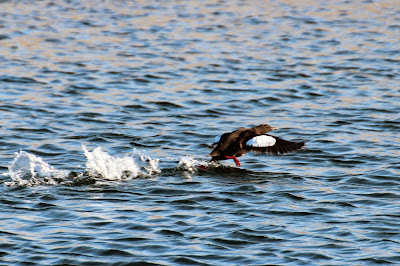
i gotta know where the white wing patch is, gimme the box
[246,135,276,147]
[214,135,221,143]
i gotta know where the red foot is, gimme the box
[198,165,208,170]
[225,156,241,167]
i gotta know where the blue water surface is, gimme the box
[1,1,400,265]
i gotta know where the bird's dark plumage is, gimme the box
[209,124,305,167]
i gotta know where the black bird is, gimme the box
[209,124,305,167]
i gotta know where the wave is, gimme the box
[3,146,213,186]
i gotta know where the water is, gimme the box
[1,0,400,265]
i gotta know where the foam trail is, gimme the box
[5,151,69,186]
[82,145,160,180]
[4,146,160,186]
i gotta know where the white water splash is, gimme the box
[82,145,160,180]
[5,151,69,186]
[177,156,209,172]
[4,146,160,186]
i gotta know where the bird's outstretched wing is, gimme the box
[245,134,305,154]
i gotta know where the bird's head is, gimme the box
[253,124,278,134]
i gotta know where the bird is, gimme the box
[209,124,305,167]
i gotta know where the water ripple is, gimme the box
[1,0,400,265]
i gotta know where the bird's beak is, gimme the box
[271,127,278,130]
